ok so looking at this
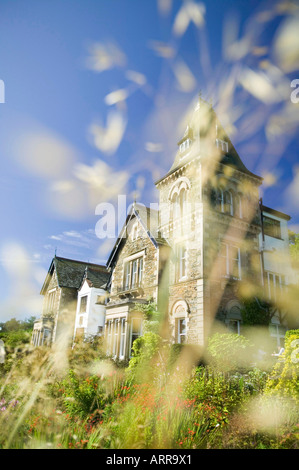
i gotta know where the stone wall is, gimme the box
[109,217,159,305]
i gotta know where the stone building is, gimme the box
[104,204,170,360]
[32,256,109,347]
[104,98,296,359]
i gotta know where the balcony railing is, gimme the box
[116,282,144,298]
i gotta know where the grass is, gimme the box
[0,336,298,449]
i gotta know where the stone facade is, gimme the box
[105,207,170,360]
[105,98,295,358]
[34,99,295,356]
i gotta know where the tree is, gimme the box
[20,316,36,330]
[2,318,21,332]
[240,298,274,326]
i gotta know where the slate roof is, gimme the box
[155,99,263,185]
[40,256,109,295]
[81,266,110,290]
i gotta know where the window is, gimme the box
[180,188,186,218]
[177,318,186,343]
[106,318,127,358]
[107,320,113,354]
[216,189,234,215]
[227,319,240,335]
[138,258,143,285]
[119,318,126,358]
[175,244,187,281]
[42,328,51,346]
[173,193,180,220]
[124,262,131,290]
[266,272,283,302]
[224,191,233,215]
[80,295,88,313]
[263,216,281,239]
[130,318,142,357]
[220,243,241,280]
[172,189,188,234]
[113,320,119,356]
[179,138,191,153]
[47,291,56,314]
[269,323,286,348]
[216,189,224,212]
[216,138,228,152]
[123,257,143,290]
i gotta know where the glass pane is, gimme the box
[179,319,186,334]
[80,296,87,313]
[132,318,141,334]
[132,260,138,287]
[138,258,143,285]
[125,263,131,289]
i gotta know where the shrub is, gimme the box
[59,369,113,420]
[265,329,299,401]
[126,332,163,383]
[206,333,253,373]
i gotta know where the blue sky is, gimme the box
[0,0,298,321]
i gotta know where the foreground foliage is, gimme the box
[0,330,298,449]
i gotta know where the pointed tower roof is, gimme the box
[156,96,263,185]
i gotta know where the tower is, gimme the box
[155,97,263,345]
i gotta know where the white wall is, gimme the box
[74,280,106,339]
[260,211,296,284]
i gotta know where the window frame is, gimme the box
[216,138,228,152]
[220,242,241,280]
[175,244,187,282]
[263,216,282,239]
[119,318,126,359]
[123,256,144,291]
[266,271,283,302]
[177,318,187,344]
[179,138,191,153]
[224,190,233,216]
[79,295,88,314]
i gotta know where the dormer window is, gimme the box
[216,138,228,153]
[179,138,191,153]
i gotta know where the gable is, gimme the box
[106,203,168,269]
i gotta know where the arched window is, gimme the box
[173,192,180,220]
[225,301,242,335]
[169,178,190,233]
[224,191,233,215]
[171,300,189,344]
[180,188,186,218]
[216,188,224,212]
